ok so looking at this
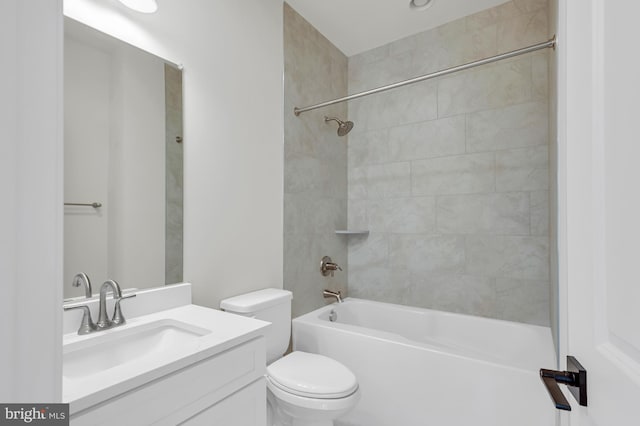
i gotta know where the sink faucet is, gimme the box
[97,280,135,329]
[72,272,92,298]
[64,279,136,335]
[97,280,122,329]
[323,289,343,304]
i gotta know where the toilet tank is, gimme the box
[220,288,292,364]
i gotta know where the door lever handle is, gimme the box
[540,369,575,410]
[539,356,588,411]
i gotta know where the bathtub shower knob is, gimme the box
[320,256,342,277]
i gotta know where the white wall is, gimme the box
[64,0,285,308]
[0,0,63,402]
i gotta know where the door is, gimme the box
[560,0,640,424]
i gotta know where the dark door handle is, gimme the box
[540,369,575,410]
[539,356,588,411]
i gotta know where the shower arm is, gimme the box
[294,36,556,116]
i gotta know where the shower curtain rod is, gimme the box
[294,36,556,116]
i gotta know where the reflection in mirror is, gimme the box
[63,18,183,299]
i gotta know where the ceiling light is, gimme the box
[409,0,435,12]
[118,0,158,14]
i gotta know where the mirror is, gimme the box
[63,18,183,299]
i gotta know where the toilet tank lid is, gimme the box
[220,288,292,313]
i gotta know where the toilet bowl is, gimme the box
[220,289,359,426]
[267,382,360,426]
[266,351,360,426]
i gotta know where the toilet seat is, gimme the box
[266,376,360,413]
[267,351,359,399]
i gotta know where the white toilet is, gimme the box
[220,288,360,426]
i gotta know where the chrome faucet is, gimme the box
[323,289,343,304]
[320,256,342,277]
[97,280,135,330]
[72,272,92,298]
[64,279,135,335]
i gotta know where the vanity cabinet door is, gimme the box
[179,378,266,426]
[71,337,265,425]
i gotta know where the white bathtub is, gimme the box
[292,298,557,426]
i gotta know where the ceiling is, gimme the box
[285,0,511,57]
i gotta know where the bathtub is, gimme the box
[292,298,557,426]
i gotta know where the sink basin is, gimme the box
[63,319,210,380]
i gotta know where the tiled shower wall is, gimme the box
[347,0,551,325]
[165,64,183,285]
[283,4,349,318]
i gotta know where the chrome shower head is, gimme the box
[324,116,354,137]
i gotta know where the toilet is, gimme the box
[220,289,360,426]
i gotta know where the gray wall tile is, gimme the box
[497,9,548,52]
[345,0,550,326]
[348,267,412,306]
[437,57,533,117]
[530,190,550,236]
[495,277,550,325]
[466,101,549,153]
[389,235,466,274]
[389,115,466,161]
[347,128,390,168]
[465,235,549,280]
[349,233,389,269]
[410,274,497,318]
[284,5,348,317]
[437,192,530,235]
[349,82,438,132]
[368,197,437,234]
[366,162,412,199]
[412,153,495,195]
[496,145,549,192]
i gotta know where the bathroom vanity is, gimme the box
[63,284,269,425]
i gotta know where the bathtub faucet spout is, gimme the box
[323,289,343,304]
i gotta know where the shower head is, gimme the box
[324,116,354,137]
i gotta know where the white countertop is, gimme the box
[62,285,270,414]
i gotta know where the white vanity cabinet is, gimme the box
[71,337,266,426]
[63,285,270,426]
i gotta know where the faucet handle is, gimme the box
[320,256,343,277]
[112,293,136,326]
[64,304,96,335]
